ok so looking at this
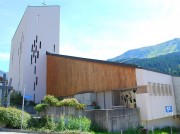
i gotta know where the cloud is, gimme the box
[0,52,10,61]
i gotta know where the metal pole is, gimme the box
[121,129,123,134]
[170,115,172,134]
[21,85,26,130]
[152,126,154,134]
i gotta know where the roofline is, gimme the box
[136,66,174,76]
[12,5,60,41]
[46,52,138,68]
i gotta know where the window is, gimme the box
[148,82,152,95]
[34,40,35,47]
[34,66,36,74]
[39,41,41,49]
[152,83,157,96]
[34,82,35,91]
[165,84,169,96]
[161,84,166,96]
[54,44,55,52]
[157,83,161,96]
[37,51,39,58]
[31,55,32,64]
[169,85,172,96]
[34,94,35,102]
[36,77,38,85]
[36,36,38,43]
[35,56,36,63]
[31,44,33,52]
[35,45,37,51]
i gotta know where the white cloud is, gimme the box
[0,52,10,60]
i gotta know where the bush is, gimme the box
[34,103,48,112]
[0,107,31,128]
[43,95,58,106]
[10,90,23,106]
[57,98,86,109]
[66,116,91,132]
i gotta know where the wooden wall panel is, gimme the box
[47,55,137,97]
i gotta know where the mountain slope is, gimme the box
[122,52,180,76]
[109,38,180,62]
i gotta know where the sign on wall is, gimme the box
[165,106,173,113]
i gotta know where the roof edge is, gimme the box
[46,52,138,68]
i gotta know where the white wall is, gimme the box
[9,6,60,103]
[172,77,180,115]
[136,69,177,121]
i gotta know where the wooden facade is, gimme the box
[46,53,137,97]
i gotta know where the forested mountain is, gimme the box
[118,52,180,76]
[109,38,180,62]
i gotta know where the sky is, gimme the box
[1,0,180,72]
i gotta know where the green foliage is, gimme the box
[91,123,107,133]
[28,116,91,133]
[10,90,23,106]
[65,116,91,131]
[34,103,48,112]
[57,98,86,109]
[0,107,31,128]
[43,95,58,106]
[34,95,86,112]
[56,116,65,131]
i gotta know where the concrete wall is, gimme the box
[142,116,180,129]
[86,108,140,132]
[172,77,180,115]
[9,6,60,103]
[135,69,177,122]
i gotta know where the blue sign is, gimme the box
[165,106,172,113]
[25,95,32,100]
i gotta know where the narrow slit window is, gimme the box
[31,55,32,64]
[36,77,38,85]
[35,56,36,63]
[36,36,38,43]
[37,51,39,58]
[54,44,55,52]
[39,41,41,49]
[34,66,36,74]
[34,82,35,91]
[35,45,37,51]
[34,40,35,47]
[34,94,35,102]
[31,44,33,52]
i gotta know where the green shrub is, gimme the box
[10,90,23,106]
[90,122,107,132]
[34,103,48,112]
[66,116,91,132]
[56,116,65,131]
[43,95,58,106]
[161,126,177,132]
[58,98,86,109]
[0,107,31,128]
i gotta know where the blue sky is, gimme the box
[1,0,180,72]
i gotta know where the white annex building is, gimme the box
[8,6,60,103]
[9,5,180,130]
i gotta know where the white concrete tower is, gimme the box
[8,6,60,103]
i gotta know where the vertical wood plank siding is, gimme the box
[47,55,137,97]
